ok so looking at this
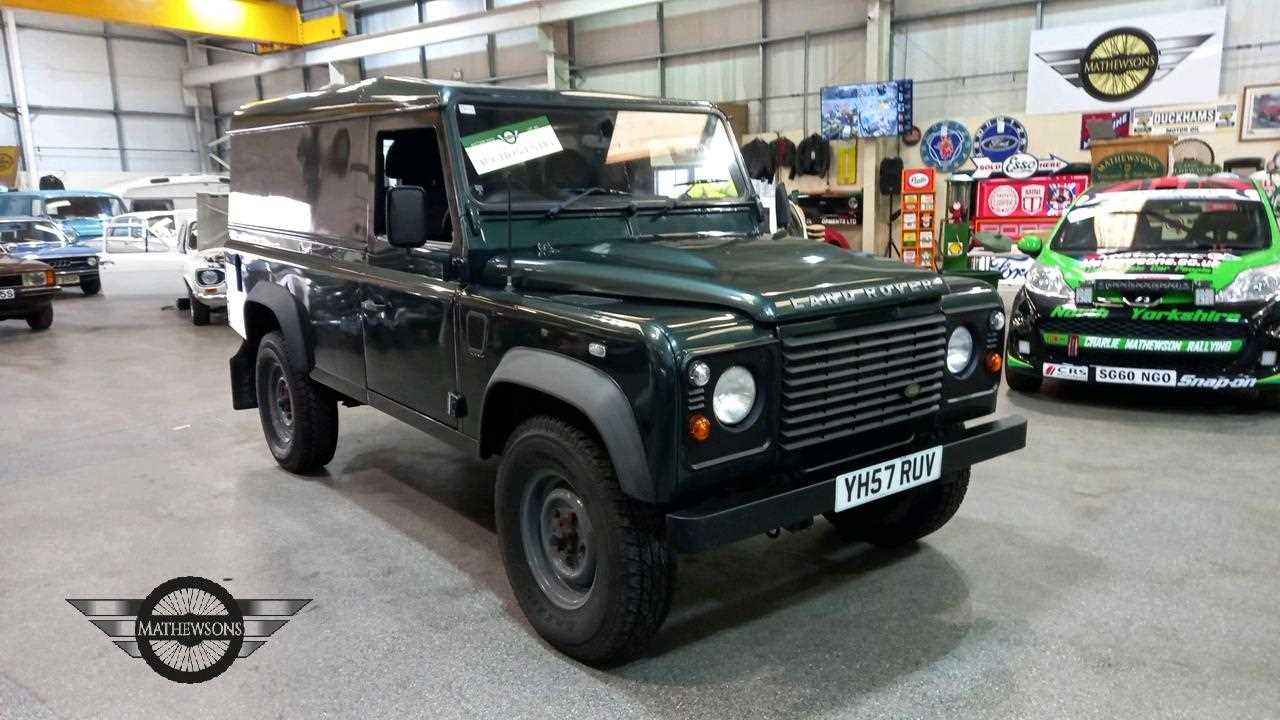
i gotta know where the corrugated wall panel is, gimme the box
[32,112,119,171]
[574,6,657,65]
[121,115,199,172]
[664,0,759,51]
[577,60,661,96]
[259,69,305,100]
[18,28,113,110]
[112,39,187,114]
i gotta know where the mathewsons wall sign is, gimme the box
[1026,7,1226,113]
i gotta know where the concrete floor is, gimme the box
[2,269,1279,719]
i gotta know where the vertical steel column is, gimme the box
[801,31,809,136]
[418,0,429,78]
[566,19,576,89]
[758,0,767,132]
[1035,0,1044,29]
[104,26,128,171]
[2,9,37,188]
[485,0,497,83]
[656,2,666,97]
[186,39,208,172]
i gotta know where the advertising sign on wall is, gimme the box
[976,175,1089,221]
[1131,103,1237,136]
[1026,7,1226,113]
[1079,111,1131,150]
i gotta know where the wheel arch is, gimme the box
[481,348,656,503]
[229,283,312,410]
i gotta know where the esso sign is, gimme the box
[1002,153,1038,179]
[906,171,930,189]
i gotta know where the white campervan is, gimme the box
[103,173,229,213]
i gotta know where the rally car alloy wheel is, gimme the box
[496,416,675,664]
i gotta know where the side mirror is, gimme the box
[1017,234,1043,257]
[387,185,427,248]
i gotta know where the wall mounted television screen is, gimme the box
[820,80,914,140]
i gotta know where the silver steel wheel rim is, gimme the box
[268,366,293,444]
[520,471,595,610]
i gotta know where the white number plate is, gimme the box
[58,274,79,285]
[1094,365,1176,387]
[1043,362,1088,382]
[833,446,943,513]
[0,288,13,300]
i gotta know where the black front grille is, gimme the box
[44,257,91,271]
[1042,316,1248,341]
[0,275,19,288]
[779,313,946,452]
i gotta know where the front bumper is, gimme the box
[0,286,59,319]
[55,270,99,286]
[665,415,1028,552]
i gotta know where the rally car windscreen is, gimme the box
[1051,189,1270,255]
[456,105,746,205]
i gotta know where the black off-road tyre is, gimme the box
[26,304,53,330]
[825,469,970,548]
[496,416,675,665]
[189,288,211,326]
[80,277,101,295]
[254,331,338,473]
[1005,370,1041,393]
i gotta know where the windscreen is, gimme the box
[45,196,125,220]
[0,222,65,247]
[456,105,747,205]
[1052,189,1270,254]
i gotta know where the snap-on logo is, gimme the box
[905,171,930,189]
[789,276,945,310]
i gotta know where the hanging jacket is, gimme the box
[740,138,774,182]
[793,133,831,179]
[769,136,796,181]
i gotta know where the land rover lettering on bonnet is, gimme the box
[221,78,1027,664]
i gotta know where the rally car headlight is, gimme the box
[1216,264,1280,304]
[1025,263,1071,299]
[197,269,223,286]
[946,326,975,375]
[86,256,98,267]
[713,365,756,425]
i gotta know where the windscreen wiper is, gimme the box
[545,187,630,218]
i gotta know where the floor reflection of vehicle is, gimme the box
[0,217,102,295]
[0,190,126,249]
[102,210,193,254]
[0,242,58,330]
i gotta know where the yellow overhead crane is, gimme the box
[0,0,346,49]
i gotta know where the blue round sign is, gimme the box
[921,121,972,173]
[974,115,1028,163]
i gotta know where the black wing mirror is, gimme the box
[387,185,427,248]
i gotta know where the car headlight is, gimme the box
[989,310,1006,331]
[687,360,711,387]
[1025,263,1071,299]
[946,326,975,375]
[86,256,98,267]
[197,269,222,286]
[712,365,756,425]
[1216,264,1280,304]
[21,271,48,287]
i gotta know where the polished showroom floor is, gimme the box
[2,265,1279,719]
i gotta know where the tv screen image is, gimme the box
[820,80,914,140]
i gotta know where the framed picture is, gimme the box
[1240,84,1280,141]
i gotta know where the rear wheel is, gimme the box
[254,331,338,473]
[496,416,675,664]
[26,304,53,330]
[1005,370,1041,393]
[825,469,970,547]
[80,277,101,295]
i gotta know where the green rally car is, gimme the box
[1005,176,1280,400]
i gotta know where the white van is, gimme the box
[102,173,229,213]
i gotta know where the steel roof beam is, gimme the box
[182,0,658,87]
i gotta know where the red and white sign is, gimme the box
[970,153,1069,179]
[976,175,1090,221]
[900,167,936,194]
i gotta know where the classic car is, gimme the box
[0,242,58,330]
[0,217,102,294]
[0,190,126,249]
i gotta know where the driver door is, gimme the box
[360,113,462,427]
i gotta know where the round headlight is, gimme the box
[989,310,1006,331]
[713,365,756,425]
[946,326,975,375]
[687,360,711,388]
[198,269,221,285]
[86,256,98,267]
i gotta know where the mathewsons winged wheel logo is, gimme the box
[68,576,310,683]
[1035,27,1214,102]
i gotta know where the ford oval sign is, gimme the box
[1002,152,1039,179]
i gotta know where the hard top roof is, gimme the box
[230,76,718,132]
[1098,176,1257,194]
[3,189,123,199]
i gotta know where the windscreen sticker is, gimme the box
[460,116,562,175]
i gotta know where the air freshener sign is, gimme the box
[461,116,563,175]
[1026,7,1225,113]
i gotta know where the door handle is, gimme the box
[361,299,388,314]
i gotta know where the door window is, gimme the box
[370,126,454,277]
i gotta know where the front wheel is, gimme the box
[26,304,53,330]
[189,288,210,325]
[496,416,675,664]
[254,331,338,473]
[825,469,970,547]
[80,277,101,295]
